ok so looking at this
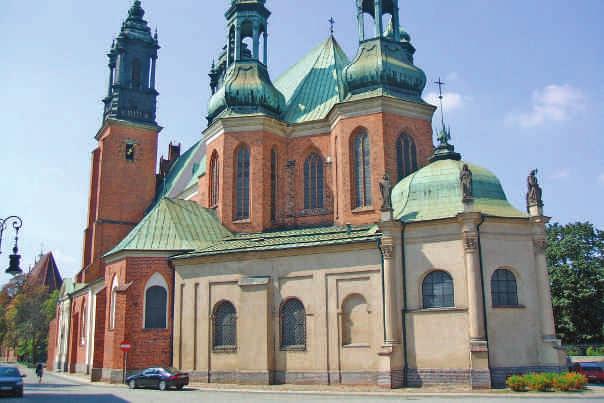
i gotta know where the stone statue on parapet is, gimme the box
[460,164,473,202]
[526,169,543,210]
[379,173,393,212]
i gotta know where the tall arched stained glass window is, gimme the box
[353,131,372,208]
[234,145,250,220]
[209,152,220,207]
[491,269,519,306]
[397,134,418,180]
[304,152,324,210]
[281,299,306,349]
[213,301,237,348]
[145,286,167,329]
[422,271,454,308]
[271,148,278,221]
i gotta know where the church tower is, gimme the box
[207,0,285,122]
[80,0,161,282]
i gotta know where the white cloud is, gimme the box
[506,84,586,128]
[549,169,570,180]
[425,91,465,112]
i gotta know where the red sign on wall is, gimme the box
[119,342,131,352]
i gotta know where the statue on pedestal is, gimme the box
[379,173,393,211]
[527,169,543,210]
[460,164,473,202]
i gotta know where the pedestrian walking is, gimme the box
[35,362,44,383]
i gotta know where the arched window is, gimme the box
[491,269,519,306]
[422,271,454,309]
[132,58,142,89]
[397,134,418,180]
[352,131,372,208]
[213,301,237,349]
[80,302,87,345]
[280,298,306,349]
[304,152,324,210]
[209,152,220,208]
[270,148,278,221]
[234,145,250,220]
[109,276,118,329]
[342,294,369,346]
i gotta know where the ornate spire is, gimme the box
[102,0,160,126]
[429,78,461,162]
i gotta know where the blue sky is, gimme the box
[1,0,602,284]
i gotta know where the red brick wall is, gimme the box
[102,257,172,372]
[70,294,88,372]
[332,112,433,226]
[93,289,106,370]
[46,318,58,370]
[81,121,160,283]
[198,110,433,233]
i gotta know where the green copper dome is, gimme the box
[343,36,427,101]
[207,60,285,122]
[392,159,526,223]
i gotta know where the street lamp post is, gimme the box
[0,216,23,276]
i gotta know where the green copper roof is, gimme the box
[207,61,285,123]
[174,224,378,259]
[106,198,231,257]
[155,140,204,203]
[392,159,526,222]
[275,36,350,123]
[185,154,206,190]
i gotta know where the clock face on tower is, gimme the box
[121,140,141,163]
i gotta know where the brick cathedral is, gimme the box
[47,0,565,389]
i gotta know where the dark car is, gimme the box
[570,362,604,384]
[127,367,189,391]
[0,366,25,397]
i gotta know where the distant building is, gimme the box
[26,252,63,293]
[47,0,565,389]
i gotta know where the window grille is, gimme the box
[281,299,306,348]
[145,286,167,329]
[304,152,324,209]
[397,134,418,180]
[271,149,278,221]
[235,146,250,220]
[491,269,519,306]
[422,271,454,308]
[213,301,237,348]
[353,132,372,208]
[210,153,220,207]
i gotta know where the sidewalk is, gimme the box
[39,368,604,399]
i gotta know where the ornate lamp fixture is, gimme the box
[0,216,23,276]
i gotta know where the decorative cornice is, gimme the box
[463,232,478,252]
[533,237,547,253]
[203,114,287,145]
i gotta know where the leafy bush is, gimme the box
[506,375,527,392]
[552,373,573,391]
[525,373,551,392]
[565,372,588,390]
[508,372,588,392]
[586,346,604,356]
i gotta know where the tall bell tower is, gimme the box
[79,0,161,283]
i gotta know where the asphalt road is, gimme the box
[2,366,603,403]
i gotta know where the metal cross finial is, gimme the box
[329,17,335,36]
[434,77,446,130]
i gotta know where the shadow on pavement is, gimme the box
[1,394,129,402]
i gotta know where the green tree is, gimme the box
[546,222,604,344]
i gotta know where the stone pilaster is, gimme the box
[458,212,491,389]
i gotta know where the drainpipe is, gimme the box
[400,224,409,387]
[169,259,176,368]
[476,215,492,386]
[376,237,387,342]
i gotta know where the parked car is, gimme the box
[570,362,604,384]
[0,365,25,397]
[127,367,189,391]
